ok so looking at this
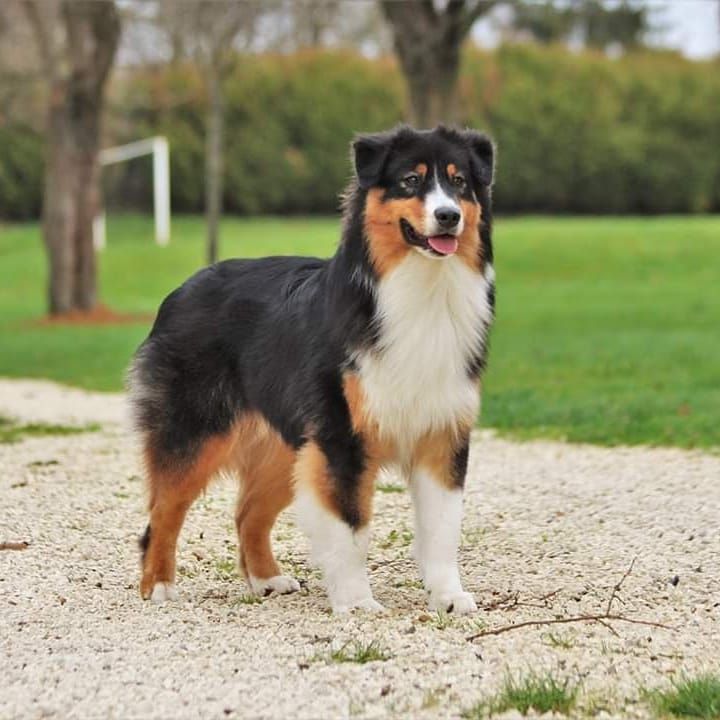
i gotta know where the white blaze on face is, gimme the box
[423,170,464,237]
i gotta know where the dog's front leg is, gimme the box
[410,433,477,615]
[293,439,384,614]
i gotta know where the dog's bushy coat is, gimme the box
[130,125,496,612]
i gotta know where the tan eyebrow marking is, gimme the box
[414,163,427,178]
[447,163,458,177]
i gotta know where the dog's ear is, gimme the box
[464,130,495,190]
[352,132,393,190]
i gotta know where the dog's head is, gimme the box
[353,125,494,275]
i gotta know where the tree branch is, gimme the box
[21,0,59,85]
[62,0,120,94]
[467,613,675,640]
[466,558,676,642]
[459,0,497,36]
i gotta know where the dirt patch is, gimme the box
[34,304,154,326]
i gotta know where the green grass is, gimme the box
[376,482,406,493]
[649,675,720,719]
[234,594,263,606]
[327,640,392,664]
[464,672,579,718]
[542,631,576,649]
[213,556,238,581]
[0,415,100,444]
[1,213,719,448]
[430,610,454,630]
[378,528,413,549]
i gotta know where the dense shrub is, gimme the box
[105,52,403,215]
[4,46,720,219]
[0,124,43,220]
[473,46,720,214]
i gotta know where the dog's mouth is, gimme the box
[400,219,458,257]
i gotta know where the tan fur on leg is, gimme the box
[140,432,238,600]
[233,415,297,592]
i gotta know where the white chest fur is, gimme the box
[354,253,494,453]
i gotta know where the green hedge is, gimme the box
[105,52,403,215]
[470,46,720,213]
[0,124,43,220]
[4,46,720,219]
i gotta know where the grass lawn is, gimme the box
[1,213,718,449]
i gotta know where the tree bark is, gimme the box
[381,0,494,128]
[205,59,224,265]
[26,0,120,315]
[402,40,463,127]
[43,93,103,312]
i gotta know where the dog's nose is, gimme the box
[434,206,461,230]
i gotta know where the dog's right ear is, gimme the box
[352,132,393,190]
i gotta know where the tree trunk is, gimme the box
[205,60,224,265]
[43,85,103,313]
[381,0,492,128]
[400,42,462,127]
[29,0,121,315]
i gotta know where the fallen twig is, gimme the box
[0,541,29,551]
[482,587,561,612]
[466,558,676,641]
[606,556,635,615]
[481,592,519,611]
[466,612,674,640]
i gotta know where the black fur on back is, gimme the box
[128,125,494,527]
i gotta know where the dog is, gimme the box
[129,124,495,614]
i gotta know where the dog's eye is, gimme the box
[401,173,421,190]
[451,174,467,189]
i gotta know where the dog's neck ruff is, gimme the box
[353,252,493,455]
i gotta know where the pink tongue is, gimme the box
[427,235,458,255]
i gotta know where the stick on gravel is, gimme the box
[466,558,677,641]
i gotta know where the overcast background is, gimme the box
[473,0,720,58]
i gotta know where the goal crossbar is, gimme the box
[94,136,171,249]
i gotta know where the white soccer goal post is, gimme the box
[94,136,171,250]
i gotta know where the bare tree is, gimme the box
[380,0,496,127]
[235,0,391,56]
[286,0,340,47]
[155,1,263,265]
[0,4,42,125]
[22,0,121,315]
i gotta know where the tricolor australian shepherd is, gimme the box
[129,125,495,615]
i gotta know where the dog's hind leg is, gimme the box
[233,418,299,596]
[139,432,237,602]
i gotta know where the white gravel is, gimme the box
[1,378,718,720]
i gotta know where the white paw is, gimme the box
[249,574,301,596]
[428,590,477,615]
[150,582,179,603]
[332,596,387,615]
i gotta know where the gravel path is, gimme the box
[1,378,718,720]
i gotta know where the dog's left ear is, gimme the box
[353,132,393,190]
[464,130,495,190]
